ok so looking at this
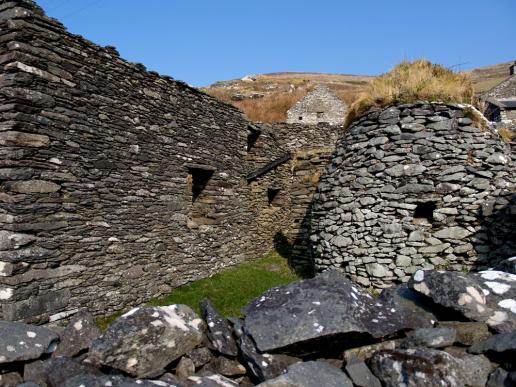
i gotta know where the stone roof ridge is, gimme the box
[0,0,46,18]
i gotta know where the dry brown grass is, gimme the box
[206,89,306,122]
[345,59,475,127]
[498,127,515,142]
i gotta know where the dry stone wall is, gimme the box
[0,0,340,323]
[310,102,516,289]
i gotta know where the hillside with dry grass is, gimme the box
[202,61,513,123]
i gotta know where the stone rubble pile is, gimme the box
[0,258,514,386]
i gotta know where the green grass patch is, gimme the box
[97,251,300,330]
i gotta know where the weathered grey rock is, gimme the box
[7,179,60,193]
[345,357,381,387]
[188,374,238,386]
[492,257,516,275]
[89,305,204,377]
[200,299,238,356]
[186,346,214,368]
[176,356,195,379]
[408,270,492,322]
[437,321,490,346]
[0,372,22,386]
[434,227,471,240]
[469,331,516,356]
[456,353,493,387]
[243,271,429,354]
[258,361,353,387]
[43,357,104,387]
[62,374,178,387]
[379,285,436,330]
[472,271,516,333]
[370,348,464,387]
[53,310,100,358]
[238,332,300,382]
[0,321,59,363]
[202,356,247,377]
[486,368,516,387]
[401,327,456,348]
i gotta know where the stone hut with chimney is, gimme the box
[287,85,347,125]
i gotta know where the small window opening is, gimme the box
[298,116,303,121]
[267,188,281,206]
[413,201,437,225]
[188,168,214,203]
[247,128,260,152]
[316,111,324,119]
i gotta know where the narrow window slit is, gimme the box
[188,168,214,203]
[267,188,281,206]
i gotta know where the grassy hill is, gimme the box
[202,61,514,123]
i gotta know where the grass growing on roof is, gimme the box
[345,59,475,128]
[97,251,300,330]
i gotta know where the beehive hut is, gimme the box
[309,61,516,289]
[287,85,347,125]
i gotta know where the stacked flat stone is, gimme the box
[310,102,515,288]
[0,0,341,323]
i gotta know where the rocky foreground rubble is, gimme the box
[0,258,514,386]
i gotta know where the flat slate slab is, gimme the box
[242,270,430,354]
[408,269,516,333]
[0,321,59,363]
[89,305,205,378]
[258,361,353,387]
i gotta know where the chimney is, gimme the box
[511,62,516,76]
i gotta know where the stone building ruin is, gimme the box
[1,0,515,324]
[310,102,515,288]
[287,85,347,125]
[482,62,516,131]
[0,0,340,323]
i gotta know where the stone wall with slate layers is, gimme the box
[0,0,341,323]
[311,102,516,289]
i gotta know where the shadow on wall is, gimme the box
[473,192,516,269]
[274,226,315,279]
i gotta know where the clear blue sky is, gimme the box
[37,0,515,87]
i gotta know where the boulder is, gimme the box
[0,321,59,363]
[344,357,381,387]
[89,305,205,377]
[238,332,300,382]
[379,284,437,328]
[43,357,103,387]
[492,256,516,275]
[53,310,100,357]
[186,346,213,368]
[257,361,353,387]
[486,368,516,387]
[400,327,456,349]
[202,356,247,377]
[200,298,238,356]
[370,348,464,387]
[243,270,429,354]
[176,356,195,379]
[437,321,490,346]
[408,270,492,322]
[469,331,516,358]
[61,374,178,387]
[187,374,239,386]
[473,270,516,333]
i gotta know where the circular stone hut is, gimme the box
[310,102,515,289]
